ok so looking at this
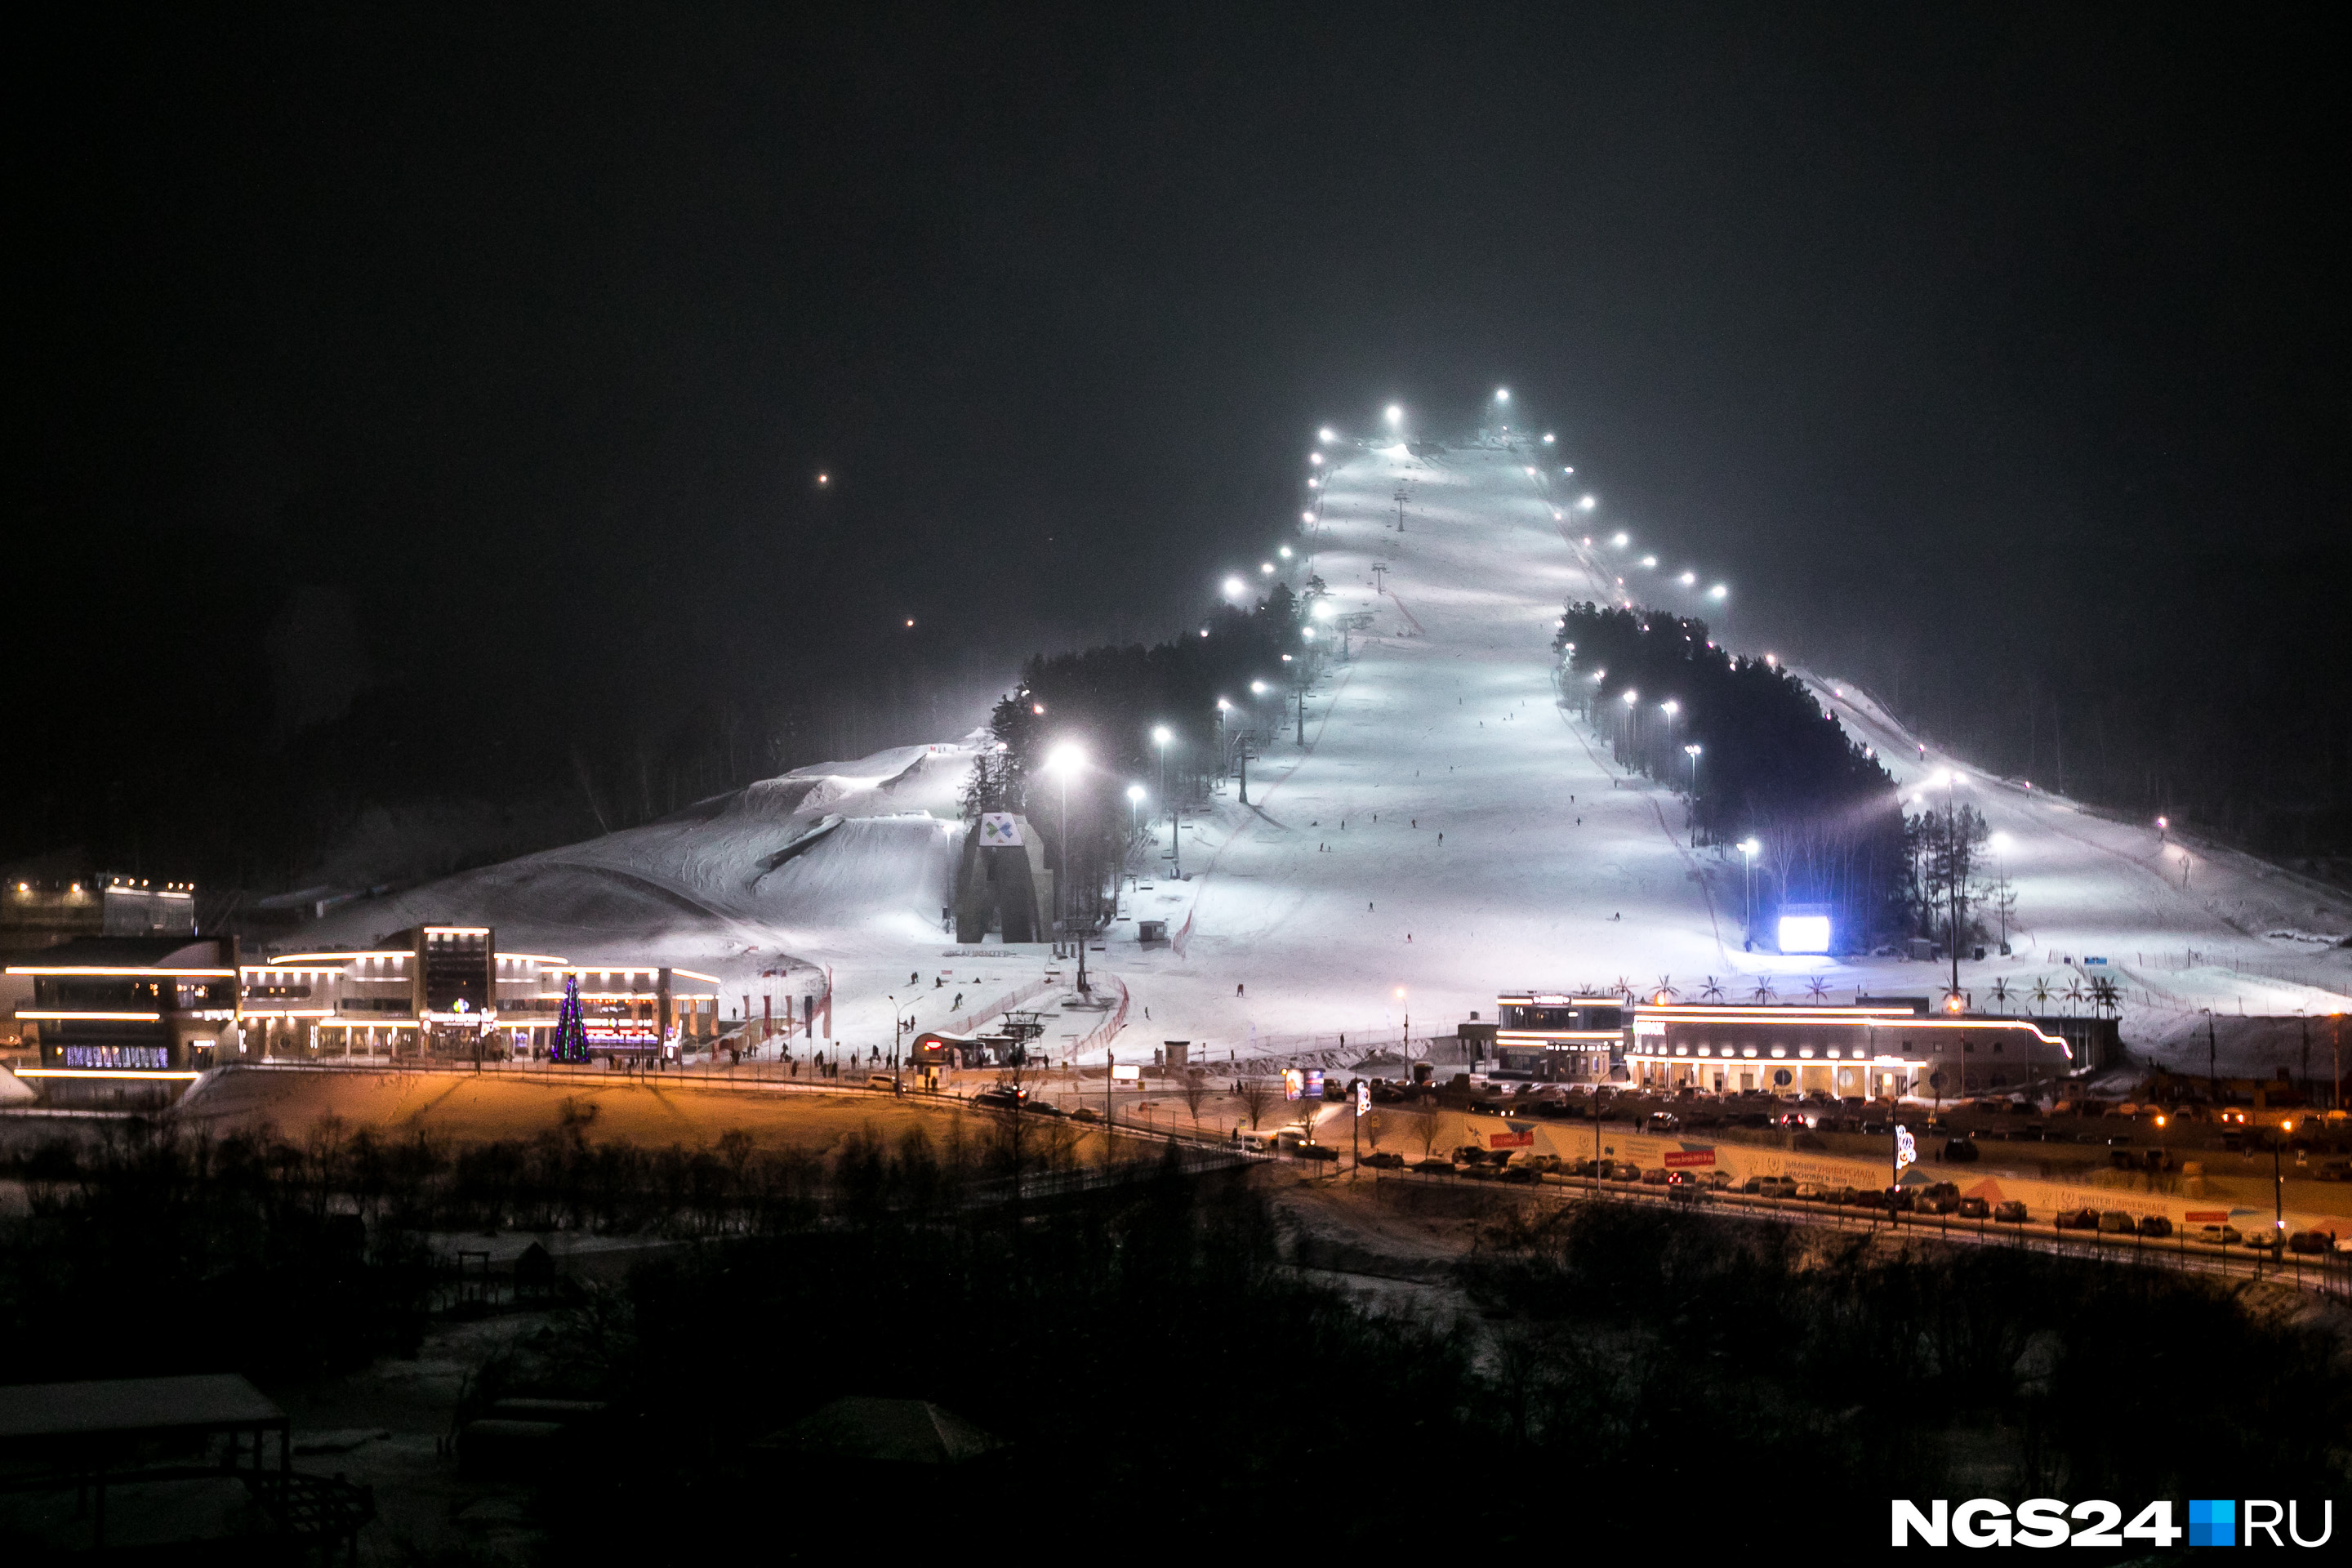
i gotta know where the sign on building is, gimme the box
[978,813,1025,848]
[1664,1147,1716,1169]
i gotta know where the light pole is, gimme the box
[1620,688,1638,764]
[1047,743,1089,995]
[1153,725,1179,880]
[1659,699,1679,764]
[1740,838,1761,946]
[1126,782,1145,869]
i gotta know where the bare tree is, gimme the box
[1178,1068,1210,1131]
[1409,1104,1444,1160]
[1236,1076,1276,1129]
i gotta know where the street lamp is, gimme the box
[1126,782,1146,863]
[1683,742,1702,795]
[1384,404,1402,426]
[1045,743,1089,994]
[1152,725,1178,880]
[1223,576,1246,599]
[1740,838,1762,942]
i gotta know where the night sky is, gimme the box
[9,6,2347,875]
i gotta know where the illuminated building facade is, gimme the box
[1624,1000,2073,1098]
[7,935,242,1091]
[240,924,719,1060]
[3,871,197,955]
[1491,992,1628,1081]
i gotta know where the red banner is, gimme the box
[1664,1148,1717,1169]
[1488,1129,1535,1149]
[2184,1210,2233,1223]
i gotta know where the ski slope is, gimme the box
[292,441,2352,1079]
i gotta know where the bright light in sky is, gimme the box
[1679,571,1695,586]
[1579,495,1597,510]
[1301,510,1315,523]
[1989,831,2011,850]
[1260,562,1275,574]
[1126,784,1146,802]
[1307,478,1319,488]
[1152,724,1172,745]
[1223,576,1246,598]
[1045,742,1085,776]
[1611,532,1628,547]
[1278,545,1293,558]
[1708,583,1728,599]
[1384,404,1402,424]
[1495,387,1509,401]
[1542,433,1555,443]
[1318,428,1334,443]
[1251,679,1268,694]
[1311,600,1334,620]
[1308,452,1322,466]
[1641,555,1656,568]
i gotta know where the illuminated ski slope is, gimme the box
[292,439,2352,1074]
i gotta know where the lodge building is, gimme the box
[1490,991,2076,1098]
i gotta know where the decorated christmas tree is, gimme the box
[552,972,590,1063]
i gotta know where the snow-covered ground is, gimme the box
[293,441,2352,1080]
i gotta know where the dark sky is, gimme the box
[9,4,2348,868]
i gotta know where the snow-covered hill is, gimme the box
[291,441,2352,1079]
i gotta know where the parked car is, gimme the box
[1645,1111,1681,1132]
[1703,1169,1735,1191]
[1793,1183,1824,1200]
[1918,1188,1960,1215]
[2097,1210,2137,1235]
[2287,1229,2338,1256]
[1294,1143,1340,1162]
[1360,1151,1405,1169]
[2136,1214,2174,1238]
[1498,1165,1541,1185]
[972,1087,1025,1111]
[1828,1185,1860,1205]
[1956,1196,1990,1219]
[1410,1158,1453,1174]
[1607,1161,1642,1182]
[1942,1138,1981,1164]
[1993,1200,2030,1223]
[2243,1229,2284,1253]
[1735,1176,1767,1196]
[1068,1107,1101,1124]
[2197,1223,2243,1247]
[1640,1168,1670,1186]
[2055,1207,2102,1231]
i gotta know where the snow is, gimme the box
[290,443,2352,1080]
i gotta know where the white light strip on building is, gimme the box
[14,1068,203,1080]
[5,967,236,978]
[17,1010,164,1022]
